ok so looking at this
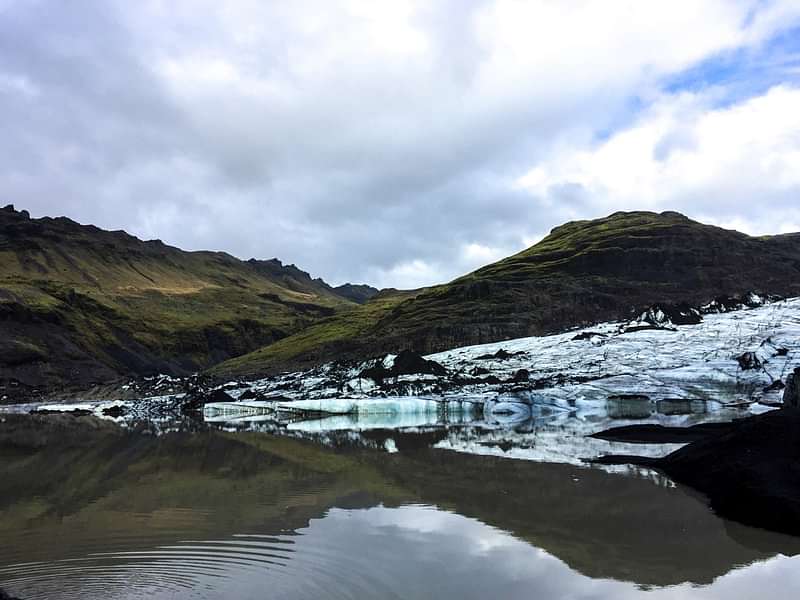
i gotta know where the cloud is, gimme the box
[1,1,800,287]
[516,84,800,235]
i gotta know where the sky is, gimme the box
[2,1,800,289]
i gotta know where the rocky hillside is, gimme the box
[217,211,800,377]
[0,204,361,395]
[244,259,378,304]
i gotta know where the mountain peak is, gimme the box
[546,210,691,239]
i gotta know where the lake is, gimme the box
[2,414,800,600]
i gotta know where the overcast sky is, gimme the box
[2,1,800,288]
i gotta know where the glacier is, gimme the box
[6,296,798,469]
[189,297,800,467]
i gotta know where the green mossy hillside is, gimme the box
[216,211,800,378]
[0,205,356,392]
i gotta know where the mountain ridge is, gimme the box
[215,210,800,378]
[0,204,372,396]
[3,206,800,394]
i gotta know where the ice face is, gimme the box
[7,297,796,470]
[230,298,800,410]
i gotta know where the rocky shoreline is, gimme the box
[594,403,800,535]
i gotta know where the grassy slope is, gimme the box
[213,288,421,376]
[0,206,355,388]
[216,211,800,377]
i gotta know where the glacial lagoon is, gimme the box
[3,402,800,600]
[3,298,800,598]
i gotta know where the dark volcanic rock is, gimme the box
[658,408,800,535]
[638,303,703,327]
[475,349,524,361]
[392,350,447,376]
[511,368,530,383]
[701,293,772,314]
[360,350,447,381]
[784,367,800,407]
[592,454,659,467]
[572,331,606,341]
[596,409,800,536]
[736,351,763,371]
[208,388,236,403]
[590,422,736,444]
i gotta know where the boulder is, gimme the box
[735,351,762,371]
[784,367,800,407]
[658,408,800,535]
[476,348,523,361]
[360,350,447,381]
[511,368,530,383]
[392,350,446,376]
[572,331,606,341]
[207,388,236,403]
[635,303,703,328]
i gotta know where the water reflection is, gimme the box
[207,401,754,467]
[1,429,799,599]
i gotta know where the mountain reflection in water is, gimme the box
[1,428,799,599]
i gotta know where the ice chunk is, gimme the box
[276,397,444,416]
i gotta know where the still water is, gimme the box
[2,426,800,599]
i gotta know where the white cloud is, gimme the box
[2,1,800,287]
[516,84,800,235]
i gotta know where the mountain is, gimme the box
[331,283,380,304]
[244,260,378,304]
[0,204,361,393]
[216,211,800,377]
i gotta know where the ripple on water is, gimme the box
[3,504,800,600]
[0,533,299,600]
[0,513,410,600]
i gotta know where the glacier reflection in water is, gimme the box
[2,425,800,599]
[203,393,757,467]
